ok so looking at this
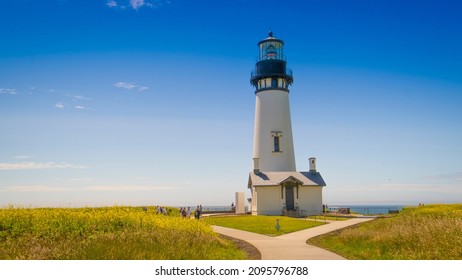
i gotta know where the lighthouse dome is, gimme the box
[251,32,293,91]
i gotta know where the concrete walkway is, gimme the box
[213,217,375,260]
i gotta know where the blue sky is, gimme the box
[1,0,461,207]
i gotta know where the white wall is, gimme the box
[235,192,245,214]
[297,186,323,214]
[253,89,296,172]
[254,186,283,215]
[252,185,323,216]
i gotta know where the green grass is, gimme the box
[308,204,462,259]
[206,215,325,236]
[307,215,350,221]
[0,206,245,260]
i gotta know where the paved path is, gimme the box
[213,217,375,260]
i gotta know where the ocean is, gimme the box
[198,205,409,215]
[329,205,408,215]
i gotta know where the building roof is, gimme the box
[258,31,284,45]
[248,171,326,187]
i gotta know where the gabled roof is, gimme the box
[248,171,326,187]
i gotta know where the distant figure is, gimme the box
[181,207,187,218]
[186,207,191,219]
[142,206,148,212]
[231,202,235,212]
[195,205,201,219]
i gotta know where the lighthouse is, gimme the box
[247,32,326,216]
[250,31,296,172]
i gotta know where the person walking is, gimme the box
[195,205,200,219]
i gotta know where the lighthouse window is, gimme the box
[265,45,277,59]
[273,136,280,152]
[271,78,277,88]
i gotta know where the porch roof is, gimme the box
[248,171,326,187]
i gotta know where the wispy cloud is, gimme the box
[420,172,462,181]
[0,184,175,192]
[114,82,136,90]
[346,182,462,195]
[55,102,65,109]
[0,88,17,95]
[106,0,168,10]
[54,94,93,110]
[54,177,93,182]
[0,162,87,170]
[13,155,32,160]
[130,0,145,10]
[0,185,71,192]
[106,0,118,8]
[114,81,148,91]
[83,185,174,191]
[66,94,92,101]
[74,105,94,111]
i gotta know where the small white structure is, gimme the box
[247,32,326,216]
[235,192,245,214]
[248,159,325,215]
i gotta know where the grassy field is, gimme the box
[206,215,325,236]
[0,206,245,260]
[308,204,462,259]
[307,215,349,221]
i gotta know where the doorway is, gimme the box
[285,186,295,210]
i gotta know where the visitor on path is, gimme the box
[195,205,201,219]
[181,207,187,218]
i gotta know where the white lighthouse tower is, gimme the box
[250,31,296,172]
[248,32,326,216]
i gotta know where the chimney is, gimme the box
[253,158,260,174]
[309,157,316,173]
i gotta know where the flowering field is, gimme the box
[308,204,462,259]
[0,206,245,260]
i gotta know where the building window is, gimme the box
[271,78,277,88]
[273,136,280,152]
[271,131,282,153]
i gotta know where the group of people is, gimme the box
[179,207,191,218]
[141,205,205,219]
[141,205,170,215]
[156,206,168,215]
[179,205,203,219]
